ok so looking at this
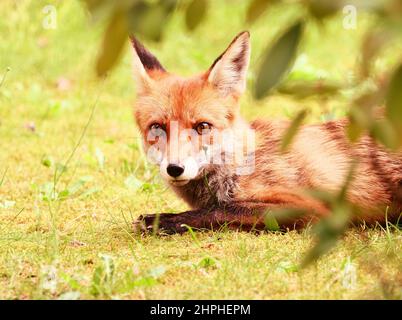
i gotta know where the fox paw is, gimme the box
[133,213,188,235]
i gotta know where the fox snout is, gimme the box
[166,164,184,178]
[160,156,200,186]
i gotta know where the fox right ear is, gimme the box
[207,31,251,97]
[130,37,166,92]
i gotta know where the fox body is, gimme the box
[131,32,402,233]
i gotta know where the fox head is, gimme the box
[131,32,252,186]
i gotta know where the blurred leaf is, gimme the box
[185,0,208,31]
[353,87,387,111]
[90,254,115,296]
[269,207,307,222]
[360,28,392,79]
[301,203,351,268]
[386,63,402,142]
[281,109,307,152]
[198,256,217,268]
[41,155,54,168]
[100,254,115,281]
[128,1,177,41]
[82,0,115,22]
[308,0,344,19]
[246,0,276,23]
[337,159,358,201]
[346,117,364,143]
[276,260,299,273]
[371,119,399,150]
[287,54,329,82]
[346,105,372,142]
[254,20,304,99]
[301,162,357,268]
[306,189,336,205]
[264,212,280,231]
[83,0,109,13]
[96,10,128,77]
[82,0,136,22]
[90,266,103,296]
[128,276,157,287]
[278,80,342,99]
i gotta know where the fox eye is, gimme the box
[195,122,212,135]
[148,123,165,137]
[149,123,163,131]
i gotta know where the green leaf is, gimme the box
[198,256,217,269]
[337,160,358,202]
[254,20,304,99]
[276,261,298,273]
[301,207,349,268]
[246,0,275,23]
[60,273,82,291]
[41,155,54,168]
[370,119,399,150]
[360,29,392,79]
[185,0,208,31]
[130,276,157,287]
[128,1,177,42]
[82,0,109,13]
[302,162,357,268]
[280,109,307,152]
[278,80,342,99]
[82,0,117,22]
[90,266,103,296]
[100,254,115,282]
[386,63,402,142]
[346,107,367,142]
[264,212,280,231]
[96,10,128,77]
[308,0,343,19]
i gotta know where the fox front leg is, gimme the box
[133,208,267,235]
[133,195,331,234]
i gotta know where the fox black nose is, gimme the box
[167,164,185,178]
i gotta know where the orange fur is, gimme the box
[130,32,402,234]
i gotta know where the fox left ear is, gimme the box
[130,36,166,93]
[207,31,251,96]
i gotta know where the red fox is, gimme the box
[130,31,402,234]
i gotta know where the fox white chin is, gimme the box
[159,157,201,185]
[168,179,190,187]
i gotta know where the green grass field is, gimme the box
[0,0,401,299]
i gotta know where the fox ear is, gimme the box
[130,37,166,92]
[207,31,251,96]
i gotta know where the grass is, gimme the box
[0,0,401,299]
